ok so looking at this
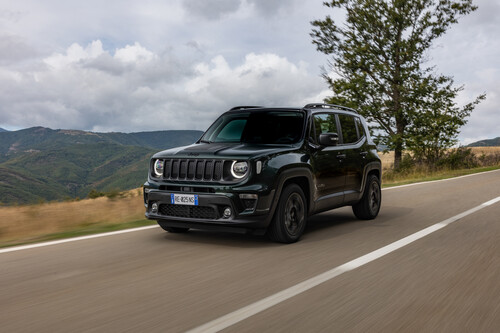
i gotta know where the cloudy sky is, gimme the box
[0,0,498,144]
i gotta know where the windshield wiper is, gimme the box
[200,139,211,143]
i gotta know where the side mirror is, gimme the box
[319,133,339,146]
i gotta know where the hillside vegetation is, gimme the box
[0,127,203,205]
[467,137,500,147]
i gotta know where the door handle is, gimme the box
[336,154,346,160]
[360,151,368,157]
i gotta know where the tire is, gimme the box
[267,184,307,243]
[157,221,190,233]
[352,174,381,220]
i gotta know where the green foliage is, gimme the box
[311,0,485,168]
[436,147,479,169]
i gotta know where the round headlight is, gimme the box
[154,159,164,177]
[231,161,248,179]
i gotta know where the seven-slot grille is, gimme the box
[159,204,218,219]
[162,159,225,181]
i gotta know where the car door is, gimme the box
[337,113,367,203]
[309,112,347,210]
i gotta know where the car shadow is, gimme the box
[153,228,276,249]
[151,205,413,248]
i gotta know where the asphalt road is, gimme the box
[1,170,500,332]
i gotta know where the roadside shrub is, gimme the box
[478,152,500,167]
[436,147,478,170]
[394,154,417,174]
[105,189,128,200]
[386,147,493,180]
[87,188,128,200]
[87,189,105,199]
[105,189,120,199]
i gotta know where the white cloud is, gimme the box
[44,40,105,69]
[0,0,498,143]
[0,41,326,132]
[114,42,155,63]
[186,53,324,108]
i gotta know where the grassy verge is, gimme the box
[382,165,500,187]
[0,188,149,248]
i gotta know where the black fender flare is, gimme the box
[268,167,315,219]
[359,161,382,195]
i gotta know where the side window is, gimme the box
[338,114,359,144]
[312,113,338,143]
[354,117,365,138]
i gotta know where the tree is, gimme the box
[311,0,485,169]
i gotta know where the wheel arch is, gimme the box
[270,167,315,218]
[360,161,382,194]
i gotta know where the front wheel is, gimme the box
[267,184,307,243]
[352,174,381,220]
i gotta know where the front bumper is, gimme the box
[144,188,276,234]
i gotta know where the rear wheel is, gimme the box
[157,221,190,233]
[352,174,381,220]
[268,184,307,243]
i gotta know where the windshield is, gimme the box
[201,111,305,144]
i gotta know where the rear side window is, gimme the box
[338,114,359,144]
[354,117,365,138]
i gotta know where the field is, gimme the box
[0,189,150,247]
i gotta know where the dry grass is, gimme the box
[378,147,500,170]
[0,189,146,246]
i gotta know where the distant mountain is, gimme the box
[0,127,202,155]
[0,127,203,204]
[467,137,500,147]
[0,128,8,132]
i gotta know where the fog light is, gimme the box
[223,207,232,219]
[151,202,158,213]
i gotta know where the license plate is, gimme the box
[171,193,198,206]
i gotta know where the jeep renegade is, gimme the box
[144,104,381,243]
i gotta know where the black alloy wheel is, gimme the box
[268,184,307,243]
[352,174,381,220]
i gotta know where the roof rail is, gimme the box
[229,106,263,111]
[304,103,358,113]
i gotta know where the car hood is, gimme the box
[152,142,299,159]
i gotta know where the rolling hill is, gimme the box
[467,137,500,147]
[0,127,203,205]
[0,128,8,132]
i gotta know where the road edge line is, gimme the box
[0,225,158,254]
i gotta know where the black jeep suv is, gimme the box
[144,104,381,243]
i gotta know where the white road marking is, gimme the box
[0,225,158,254]
[187,195,500,333]
[0,168,498,254]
